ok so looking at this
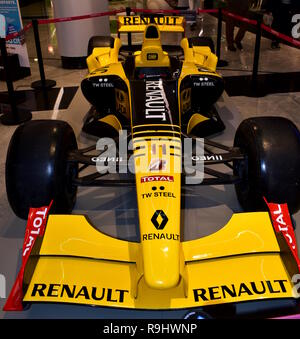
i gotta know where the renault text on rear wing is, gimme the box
[118,16,185,33]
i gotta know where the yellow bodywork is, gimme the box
[84,17,223,125]
[187,113,209,134]
[133,136,182,289]
[87,37,121,73]
[23,212,298,309]
[99,114,122,132]
[22,17,298,311]
[179,38,220,80]
[134,25,170,68]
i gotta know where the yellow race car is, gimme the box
[4,14,300,318]
[81,14,225,139]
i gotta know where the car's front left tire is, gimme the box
[6,120,78,219]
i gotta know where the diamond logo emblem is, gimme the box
[151,210,168,230]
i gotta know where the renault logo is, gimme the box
[151,210,168,230]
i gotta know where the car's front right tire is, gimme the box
[233,117,300,214]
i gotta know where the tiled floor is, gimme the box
[0,1,300,318]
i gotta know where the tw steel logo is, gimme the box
[151,210,168,230]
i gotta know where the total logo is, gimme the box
[141,175,174,183]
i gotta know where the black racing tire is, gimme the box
[233,117,300,214]
[87,36,115,56]
[6,120,78,220]
[188,36,215,54]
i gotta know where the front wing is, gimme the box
[9,210,299,311]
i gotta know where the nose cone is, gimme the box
[139,197,180,289]
[143,239,181,289]
[134,138,182,290]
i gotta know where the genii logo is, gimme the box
[292,14,300,39]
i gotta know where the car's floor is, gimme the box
[0,87,300,319]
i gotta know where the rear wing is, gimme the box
[118,15,185,33]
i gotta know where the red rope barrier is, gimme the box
[222,10,257,26]
[37,9,126,25]
[261,24,300,48]
[222,10,300,49]
[197,9,218,14]
[36,7,219,25]
[5,22,32,42]
[132,8,181,14]
[2,7,300,50]
[132,8,218,14]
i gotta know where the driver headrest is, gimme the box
[145,25,159,39]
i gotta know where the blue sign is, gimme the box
[0,0,22,44]
[0,0,30,68]
[0,13,6,38]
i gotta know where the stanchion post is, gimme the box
[0,38,32,125]
[252,13,262,85]
[31,19,56,90]
[0,38,16,107]
[249,11,266,98]
[126,7,132,47]
[250,11,266,98]
[216,7,222,60]
[216,4,228,67]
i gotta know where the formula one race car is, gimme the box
[4,14,300,318]
[81,15,225,139]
